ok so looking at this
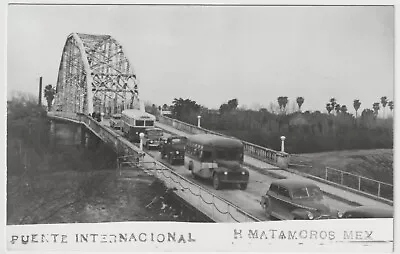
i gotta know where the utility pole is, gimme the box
[38,76,43,105]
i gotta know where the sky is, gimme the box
[7,4,394,113]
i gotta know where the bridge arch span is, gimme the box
[54,33,139,115]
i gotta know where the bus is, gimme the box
[121,109,156,143]
[186,134,249,190]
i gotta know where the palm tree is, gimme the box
[330,98,337,108]
[282,97,288,113]
[380,96,388,118]
[296,97,305,112]
[372,102,380,117]
[334,104,341,115]
[277,97,284,113]
[388,101,394,117]
[340,105,348,114]
[353,99,361,118]
[44,84,56,111]
[326,103,333,114]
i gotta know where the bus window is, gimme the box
[135,120,144,126]
[216,148,242,161]
[145,120,154,127]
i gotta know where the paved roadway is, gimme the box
[155,121,393,210]
[101,119,355,221]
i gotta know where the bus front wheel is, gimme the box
[213,173,222,190]
[168,155,174,165]
[239,183,248,190]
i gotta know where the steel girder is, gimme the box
[54,33,138,115]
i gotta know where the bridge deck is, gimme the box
[154,121,392,209]
[100,119,386,212]
[50,112,391,222]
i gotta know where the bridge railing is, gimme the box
[325,166,393,201]
[47,111,260,223]
[158,115,281,166]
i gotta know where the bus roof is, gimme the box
[188,134,243,148]
[121,109,156,120]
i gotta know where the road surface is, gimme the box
[101,119,356,221]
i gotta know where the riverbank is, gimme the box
[7,163,210,224]
[7,127,209,224]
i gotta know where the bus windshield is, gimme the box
[215,148,242,161]
[145,120,154,127]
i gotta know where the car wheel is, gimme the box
[213,173,222,190]
[263,197,272,218]
[168,155,174,165]
[191,170,197,179]
[239,183,248,190]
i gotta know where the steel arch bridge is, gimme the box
[53,33,140,115]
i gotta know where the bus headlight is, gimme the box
[224,172,228,175]
[307,211,314,220]
[241,171,246,175]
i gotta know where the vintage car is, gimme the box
[109,113,122,129]
[260,179,343,220]
[144,127,164,150]
[160,136,187,165]
[341,206,393,218]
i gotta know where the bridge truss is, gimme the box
[54,33,139,115]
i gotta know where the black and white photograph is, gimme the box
[4,1,396,252]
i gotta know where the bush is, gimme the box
[173,109,393,153]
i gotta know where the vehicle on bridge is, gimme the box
[144,127,163,150]
[160,135,187,165]
[186,134,249,190]
[341,205,393,218]
[260,179,343,220]
[109,113,122,129]
[121,109,156,143]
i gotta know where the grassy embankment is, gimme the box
[290,149,393,200]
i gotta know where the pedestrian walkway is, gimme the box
[155,121,392,209]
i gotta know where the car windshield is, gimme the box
[171,138,185,144]
[147,129,163,136]
[216,148,242,161]
[308,186,323,197]
[112,115,121,119]
[291,186,322,199]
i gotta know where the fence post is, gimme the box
[212,195,215,221]
[340,172,344,185]
[377,183,381,197]
[325,167,328,180]
[198,188,201,208]
[358,177,361,191]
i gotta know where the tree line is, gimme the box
[146,96,393,154]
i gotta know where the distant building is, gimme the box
[160,110,172,116]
